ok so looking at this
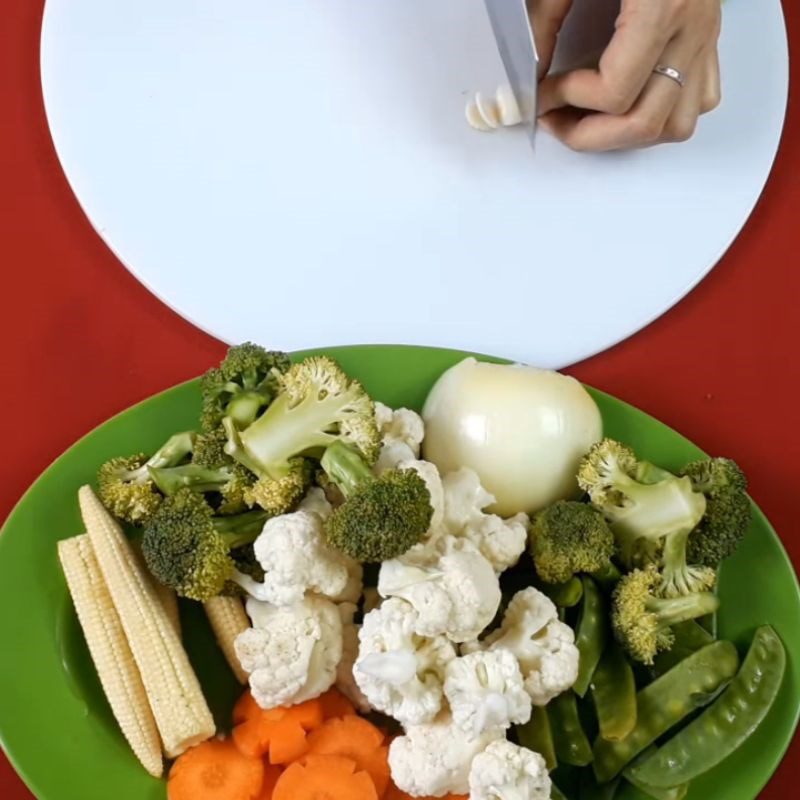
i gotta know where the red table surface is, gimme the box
[1,0,798,797]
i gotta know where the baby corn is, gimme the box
[153,582,181,637]
[79,485,215,757]
[204,595,250,684]
[58,534,163,777]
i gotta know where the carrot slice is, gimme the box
[385,788,466,800]
[168,738,264,800]
[257,764,282,800]
[233,698,324,763]
[273,756,377,800]
[306,716,388,796]
[318,688,357,720]
[233,691,262,725]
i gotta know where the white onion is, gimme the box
[421,358,602,516]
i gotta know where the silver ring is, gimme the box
[653,64,686,88]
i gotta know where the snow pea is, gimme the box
[623,748,689,800]
[573,577,608,697]
[592,642,637,741]
[551,781,569,800]
[580,770,619,799]
[541,576,584,608]
[592,640,739,782]
[516,705,557,771]
[651,620,715,677]
[629,625,786,788]
[591,561,622,589]
[550,691,594,767]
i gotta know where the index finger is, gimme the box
[539,5,675,116]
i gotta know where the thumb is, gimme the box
[528,0,574,77]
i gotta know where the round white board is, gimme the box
[40,0,787,368]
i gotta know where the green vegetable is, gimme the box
[200,342,290,431]
[551,781,569,800]
[592,642,636,741]
[681,458,751,568]
[550,691,594,767]
[651,619,715,677]
[539,576,584,608]
[624,749,689,800]
[530,501,615,584]
[611,565,719,665]
[223,355,380,514]
[573,577,608,696]
[141,488,267,600]
[321,441,433,561]
[579,770,619,799]
[592,640,740,782]
[577,439,714,597]
[96,431,196,524]
[629,625,786,788]
[516,705,557,771]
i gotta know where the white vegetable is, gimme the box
[354,598,455,725]
[297,486,333,521]
[235,510,351,606]
[443,650,531,736]
[336,602,371,712]
[378,536,501,643]
[442,468,528,572]
[375,439,417,474]
[469,740,552,800]
[388,713,502,797]
[398,458,445,532]
[328,558,364,605]
[479,588,579,706]
[422,358,603,515]
[375,402,425,455]
[236,595,342,709]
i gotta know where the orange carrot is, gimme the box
[318,688,357,720]
[257,763,282,800]
[306,716,388,795]
[273,755,377,800]
[233,691,262,725]
[385,787,466,800]
[168,738,264,800]
[233,698,323,764]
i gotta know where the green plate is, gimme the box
[0,345,797,800]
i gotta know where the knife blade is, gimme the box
[483,0,539,147]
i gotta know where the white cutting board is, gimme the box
[40,0,787,368]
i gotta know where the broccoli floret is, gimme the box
[97,432,196,524]
[611,565,720,665]
[223,356,380,514]
[578,439,714,597]
[147,428,256,515]
[681,458,751,567]
[200,343,291,431]
[320,441,432,561]
[530,501,615,584]
[141,489,268,600]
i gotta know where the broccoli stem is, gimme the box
[320,441,373,499]
[226,390,270,428]
[213,510,269,549]
[648,592,719,630]
[146,432,196,470]
[147,464,233,495]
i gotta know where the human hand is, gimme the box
[532,0,722,151]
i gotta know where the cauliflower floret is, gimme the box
[378,536,501,643]
[399,458,445,531]
[375,440,417,474]
[442,468,528,572]
[328,558,364,604]
[443,651,531,736]
[354,598,456,725]
[375,403,425,455]
[469,740,551,800]
[388,713,502,797]
[336,602,372,713]
[297,486,333,521]
[480,588,579,705]
[236,595,343,709]
[241,510,351,605]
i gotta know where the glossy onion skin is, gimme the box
[421,359,602,516]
